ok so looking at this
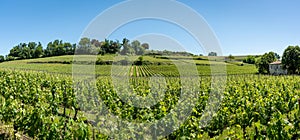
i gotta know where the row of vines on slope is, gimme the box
[0,69,299,139]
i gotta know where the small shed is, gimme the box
[269,61,287,75]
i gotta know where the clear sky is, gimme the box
[0,0,299,56]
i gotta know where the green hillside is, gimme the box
[0,55,257,75]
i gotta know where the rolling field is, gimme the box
[1,55,299,139]
[1,0,299,139]
[0,55,257,76]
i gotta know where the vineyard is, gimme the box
[0,55,257,76]
[126,65,179,77]
[0,67,299,139]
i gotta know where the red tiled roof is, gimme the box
[269,61,282,65]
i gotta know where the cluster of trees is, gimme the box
[0,38,149,62]
[146,50,193,56]
[282,46,300,74]
[1,40,76,61]
[76,38,121,55]
[44,40,76,57]
[208,52,217,56]
[243,55,256,64]
[255,45,300,74]
[119,38,149,55]
[75,38,149,55]
[0,55,4,62]
[7,42,45,60]
[228,54,235,61]
[255,52,277,74]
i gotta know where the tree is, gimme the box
[136,46,145,55]
[131,40,146,55]
[255,52,276,74]
[45,40,74,56]
[100,39,109,54]
[274,53,280,60]
[282,46,300,74]
[0,55,4,62]
[109,40,121,54]
[141,43,149,50]
[208,52,217,56]
[91,39,102,48]
[28,42,37,50]
[52,40,61,56]
[76,37,99,55]
[5,55,15,61]
[131,40,141,53]
[63,42,75,55]
[9,43,33,59]
[228,54,235,61]
[77,37,91,54]
[101,39,121,54]
[9,45,22,58]
[45,41,59,56]
[19,46,32,59]
[45,42,53,56]
[33,42,44,58]
[243,55,256,64]
[120,38,134,55]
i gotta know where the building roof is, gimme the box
[269,61,282,65]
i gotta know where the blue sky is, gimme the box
[0,0,299,56]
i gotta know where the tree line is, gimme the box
[250,45,300,74]
[0,38,150,62]
[209,45,299,75]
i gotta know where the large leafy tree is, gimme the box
[100,39,109,55]
[282,46,300,74]
[119,39,148,55]
[131,40,141,54]
[274,53,281,60]
[45,40,58,56]
[243,55,256,64]
[34,42,44,58]
[208,52,217,56]
[141,43,149,50]
[76,37,99,54]
[108,40,121,54]
[91,39,102,48]
[255,52,276,74]
[228,54,235,61]
[9,43,33,59]
[9,45,22,58]
[45,40,75,56]
[63,42,76,55]
[100,39,121,54]
[0,55,4,62]
[131,40,146,55]
[19,45,32,59]
[120,38,134,55]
